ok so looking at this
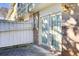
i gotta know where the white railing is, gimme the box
[0,22,33,32]
[0,20,33,47]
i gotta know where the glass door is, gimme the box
[40,13,62,51]
[50,13,62,51]
[41,15,50,46]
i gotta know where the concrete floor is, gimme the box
[0,45,53,56]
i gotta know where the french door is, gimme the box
[40,12,62,51]
[41,15,50,45]
[50,13,62,51]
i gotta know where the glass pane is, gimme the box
[41,13,62,51]
[51,14,62,50]
[42,16,49,44]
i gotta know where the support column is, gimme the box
[33,12,39,45]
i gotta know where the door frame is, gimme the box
[39,12,62,51]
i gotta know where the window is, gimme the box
[28,3,35,12]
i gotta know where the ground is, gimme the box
[0,45,53,56]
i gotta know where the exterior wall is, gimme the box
[0,21,33,47]
[38,4,62,51]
